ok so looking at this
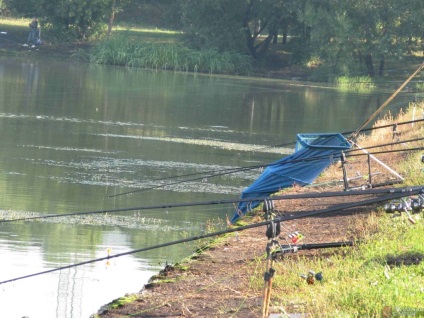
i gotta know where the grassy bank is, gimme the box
[95,103,424,317]
[257,214,424,317]
[251,103,424,317]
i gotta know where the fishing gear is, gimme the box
[342,116,424,138]
[107,164,265,198]
[393,124,400,142]
[287,232,304,244]
[262,200,280,318]
[105,118,424,199]
[300,271,323,285]
[345,137,424,154]
[384,195,424,214]
[346,146,424,158]
[0,188,422,286]
[261,224,356,316]
[383,195,424,224]
[383,196,424,213]
[108,144,422,199]
[2,186,423,224]
[350,62,424,138]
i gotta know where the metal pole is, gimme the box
[368,154,372,188]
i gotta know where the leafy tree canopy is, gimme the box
[303,0,423,76]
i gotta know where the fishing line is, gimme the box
[346,137,424,153]
[351,63,424,138]
[107,165,266,198]
[1,188,421,286]
[106,139,422,198]
[346,146,424,158]
[107,117,423,198]
[106,141,299,198]
[342,117,424,137]
[2,186,422,224]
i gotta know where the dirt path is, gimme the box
[97,188,381,317]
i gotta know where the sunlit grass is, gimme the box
[334,75,376,91]
[0,17,28,37]
[315,102,424,185]
[0,17,28,27]
[114,25,181,34]
[397,152,424,186]
[265,102,424,315]
[112,27,183,44]
[249,213,424,317]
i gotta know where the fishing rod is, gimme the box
[350,62,424,138]
[106,140,298,198]
[1,188,421,286]
[278,241,357,254]
[107,164,265,198]
[346,146,424,158]
[4,142,419,223]
[107,136,423,198]
[107,115,424,198]
[2,186,422,224]
[345,136,424,153]
[342,117,424,137]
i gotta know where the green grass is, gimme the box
[107,294,139,309]
[397,152,424,186]
[252,212,424,317]
[414,81,424,92]
[334,76,376,91]
[0,17,29,43]
[0,17,28,27]
[75,34,253,75]
[112,26,183,44]
[2,17,423,82]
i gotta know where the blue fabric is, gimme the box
[231,133,351,223]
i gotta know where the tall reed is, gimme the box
[88,35,252,75]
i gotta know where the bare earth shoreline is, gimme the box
[96,187,379,318]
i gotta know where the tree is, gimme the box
[178,0,246,52]
[5,0,113,40]
[4,0,43,17]
[43,0,112,39]
[178,0,301,60]
[303,0,424,77]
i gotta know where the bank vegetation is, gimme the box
[1,1,423,83]
[96,104,424,318]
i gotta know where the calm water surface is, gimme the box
[0,57,410,317]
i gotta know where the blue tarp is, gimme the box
[231,133,351,223]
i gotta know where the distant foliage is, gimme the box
[5,0,110,40]
[414,81,424,92]
[334,76,376,91]
[87,35,253,75]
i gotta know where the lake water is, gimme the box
[0,57,411,317]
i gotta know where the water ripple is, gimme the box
[95,133,293,154]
